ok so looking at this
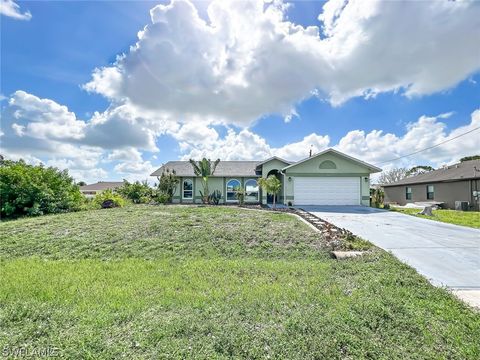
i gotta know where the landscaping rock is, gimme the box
[101,199,117,209]
[331,251,365,260]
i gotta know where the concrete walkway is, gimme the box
[301,206,480,307]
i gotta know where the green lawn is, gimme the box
[1,205,479,359]
[391,207,480,229]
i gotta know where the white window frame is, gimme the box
[226,179,241,202]
[183,178,193,199]
[244,178,259,202]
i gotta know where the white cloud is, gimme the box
[274,133,330,160]
[8,90,86,140]
[181,128,271,160]
[179,110,480,171]
[335,110,480,168]
[2,91,171,153]
[171,122,219,146]
[0,0,31,20]
[0,91,175,182]
[107,148,143,162]
[84,0,480,126]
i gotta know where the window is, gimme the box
[183,179,193,199]
[245,179,259,201]
[427,185,434,200]
[226,179,241,201]
[405,187,412,200]
[319,160,337,169]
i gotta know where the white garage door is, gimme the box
[294,177,360,205]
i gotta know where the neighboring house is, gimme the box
[150,148,381,206]
[79,181,124,198]
[383,160,480,211]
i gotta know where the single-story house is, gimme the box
[383,159,480,211]
[150,148,381,206]
[79,181,124,198]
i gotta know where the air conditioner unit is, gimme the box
[455,201,469,211]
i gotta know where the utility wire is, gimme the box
[374,126,480,165]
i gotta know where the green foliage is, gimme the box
[235,187,246,205]
[406,165,435,177]
[391,207,480,229]
[156,192,171,205]
[0,159,83,219]
[370,187,384,208]
[92,189,126,208]
[460,155,480,162]
[117,180,153,204]
[209,190,222,205]
[258,175,282,208]
[157,168,179,203]
[189,158,220,203]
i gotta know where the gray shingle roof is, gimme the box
[383,160,480,187]
[151,161,261,177]
[80,181,124,191]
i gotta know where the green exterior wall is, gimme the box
[173,176,260,204]
[283,152,373,206]
[164,152,376,206]
[260,158,290,205]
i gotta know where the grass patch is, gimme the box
[391,207,480,229]
[1,205,479,358]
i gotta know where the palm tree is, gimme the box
[189,158,220,203]
[258,175,282,209]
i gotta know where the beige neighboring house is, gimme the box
[79,181,124,198]
[383,160,480,211]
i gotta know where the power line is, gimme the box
[374,126,480,165]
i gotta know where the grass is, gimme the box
[391,207,480,229]
[1,205,479,359]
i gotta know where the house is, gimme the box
[79,181,124,198]
[150,148,381,206]
[383,160,480,211]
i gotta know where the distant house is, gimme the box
[383,160,480,211]
[151,148,381,206]
[79,181,123,198]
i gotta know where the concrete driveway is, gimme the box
[301,206,480,292]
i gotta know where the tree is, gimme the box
[406,165,434,177]
[0,159,83,218]
[77,181,87,186]
[157,168,179,203]
[370,187,384,208]
[117,180,153,204]
[258,175,282,209]
[189,158,220,204]
[460,155,480,162]
[378,168,408,185]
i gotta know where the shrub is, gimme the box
[0,159,83,219]
[92,190,126,209]
[209,190,222,205]
[157,168,179,203]
[235,187,246,205]
[156,192,171,205]
[117,180,153,204]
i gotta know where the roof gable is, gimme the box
[282,148,382,173]
[255,156,291,168]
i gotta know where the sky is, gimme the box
[1,0,479,183]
